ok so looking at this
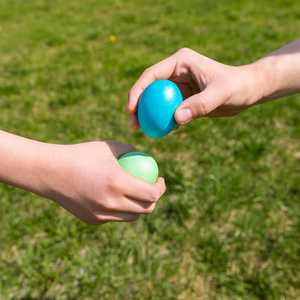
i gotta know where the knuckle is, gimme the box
[143,66,154,75]
[195,97,208,116]
[107,172,123,192]
[148,190,160,203]
[101,200,117,212]
[176,47,192,56]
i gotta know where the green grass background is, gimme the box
[0,0,299,299]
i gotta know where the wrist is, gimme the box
[250,56,278,104]
[34,143,76,204]
[0,131,46,194]
[232,63,266,108]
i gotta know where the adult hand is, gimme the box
[127,48,262,128]
[128,40,300,128]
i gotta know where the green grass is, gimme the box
[0,0,300,299]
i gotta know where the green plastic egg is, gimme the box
[118,151,159,184]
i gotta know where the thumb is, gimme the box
[106,141,137,159]
[174,87,222,124]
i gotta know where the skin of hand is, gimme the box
[127,39,300,128]
[0,131,166,225]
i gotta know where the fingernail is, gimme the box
[176,108,192,124]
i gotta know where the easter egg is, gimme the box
[118,151,159,184]
[137,79,183,138]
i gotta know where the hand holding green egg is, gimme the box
[118,151,159,184]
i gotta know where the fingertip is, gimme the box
[157,177,165,184]
[156,177,166,192]
[130,114,140,129]
[127,84,143,114]
[126,93,136,114]
[175,107,193,124]
[126,100,131,114]
[174,124,180,131]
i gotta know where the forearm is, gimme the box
[0,130,45,194]
[252,39,300,103]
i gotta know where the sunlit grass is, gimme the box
[0,0,299,299]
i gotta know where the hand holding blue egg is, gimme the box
[137,79,183,138]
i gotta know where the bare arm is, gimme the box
[127,39,300,126]
[253,39,300,103]
[0,130,165,225]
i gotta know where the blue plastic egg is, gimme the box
[137,79,183,138]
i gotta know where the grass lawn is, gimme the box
[0,0,299,299]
